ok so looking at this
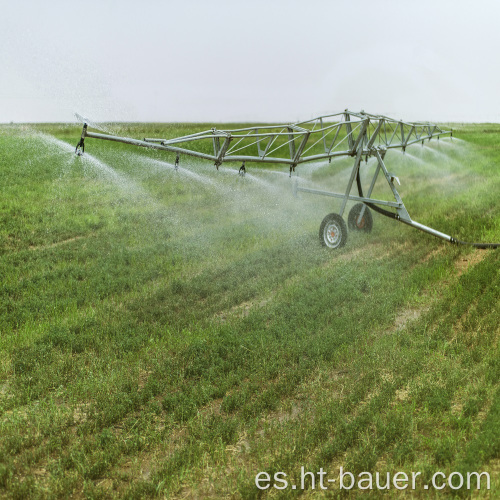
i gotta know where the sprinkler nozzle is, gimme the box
[175,153,179,171]
[239,162,246,176]
[75,123,87,155]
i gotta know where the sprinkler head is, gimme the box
[75,123,87,155]
[239,162,246,176]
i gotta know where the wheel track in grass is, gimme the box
[212,238,401,326]
[171,248,497,497]
[1,250,486,414]
[388,248,489,335]
[1,243,495,497]
[160,335,394,497]
[383,249,495,424]
[1,229,330,456]
[382,252,498,492]
[27,234,91,251]
[215,242,487,338]
[111,246,493,496]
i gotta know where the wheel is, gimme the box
[319,213,347,249]
[348,203,373,233]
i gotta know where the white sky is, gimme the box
[1,0,500,123]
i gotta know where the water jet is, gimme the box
[74,111,499,249]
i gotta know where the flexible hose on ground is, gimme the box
[451,239,500,249]
[355,170,499,249]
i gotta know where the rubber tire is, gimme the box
[319,213,348,249]
[348,203,373,233]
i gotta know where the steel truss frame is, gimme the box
[76,110,465,248]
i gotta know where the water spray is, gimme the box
[74,111,499,249]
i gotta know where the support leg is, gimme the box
[356,161,381,225]
[374,149,411,221]
[339,145,365,217]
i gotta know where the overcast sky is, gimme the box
[1,0,499,124]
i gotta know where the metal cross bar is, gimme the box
[295,186,402,208]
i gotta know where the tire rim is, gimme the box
[324,221,342,248]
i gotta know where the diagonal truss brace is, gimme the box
[76,110,452,170]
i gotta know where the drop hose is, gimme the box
[356,170,499,249]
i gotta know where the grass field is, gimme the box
[0,122,498,499]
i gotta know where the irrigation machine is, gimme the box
[75,110,499,249]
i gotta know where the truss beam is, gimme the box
[78,110,452,169]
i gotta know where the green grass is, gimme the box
[0,122,498,498]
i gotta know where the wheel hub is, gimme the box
[325,222,341,247]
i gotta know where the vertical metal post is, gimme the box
[356,161,381,224]
[328,125,341,154]
[351,119,368,153]
[358,119,384,210]
[365,119,384,150]
[213,136,220,156]
[255,129,263,157]
[403,125,414,150]
[339,147,364,216]
[292,132,311,166]
[215,134,232,168]
[339,119,368,216]
[287,127,296,161]
[262,135,275,158]
[320,117,327,153]
[344,111,354,152]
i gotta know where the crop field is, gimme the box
[0,122,498,498]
